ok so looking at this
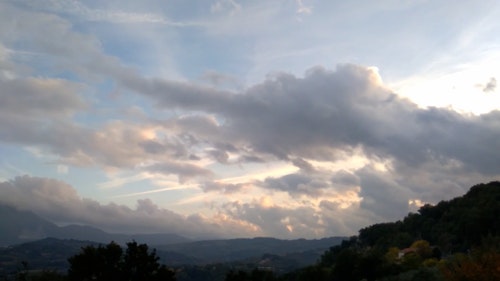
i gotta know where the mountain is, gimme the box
[0,205,59,246]
[0,204,190,247]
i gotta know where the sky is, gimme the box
[1,0,500,240]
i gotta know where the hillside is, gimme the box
[281,181,500,281]
[157,237,345,263]
[0,238,97,276]
[356,181,500,252]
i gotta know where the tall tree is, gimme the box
[67,241,175,281]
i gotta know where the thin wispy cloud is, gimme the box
[115,185,197,198]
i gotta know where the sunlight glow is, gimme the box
[392,52,500,114]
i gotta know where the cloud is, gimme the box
[0,76,87,148]
[0,176,257,238]
[200,181,249,194]
[118,64,500,226]
[56,165,69,174]
[219,190,371,238]
[211,0,242,16]
[200,70,242,90]
[296,0,313,15]
[13,0,201,26]
[3,49,499,232]
[262,173,327,197]
[483,77,497,92]
[2,0,500,238]
[221,200,323,238]
[357,166,412,221]
[127,64,500,176]
[145,161,213,183]
[0,77,85,117]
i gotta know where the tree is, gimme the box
[439,236,500,281]
[225,269,277,281]
[67,241,175,281]
[410,240,432,259]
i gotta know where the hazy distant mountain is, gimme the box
[0,205,59,246]
[0,204,190,246]
[0,204,346,276]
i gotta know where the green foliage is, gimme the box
[439,235,500,281]
[402,181,500,252]
[0,261,67,281]
[283,265,332,281]
[67,241,175,281]
[25,270,67,281]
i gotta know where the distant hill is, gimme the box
[0,238,97,276]
[0,236,345,276]
[156,237,345,264]
[0,204,191,247]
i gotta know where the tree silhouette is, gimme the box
[67,241,175,281]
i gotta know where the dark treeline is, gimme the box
[2,182,499,281]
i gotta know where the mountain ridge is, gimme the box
[0,204,191,247]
